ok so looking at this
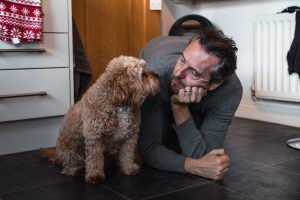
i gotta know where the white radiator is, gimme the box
[254,13,300,102]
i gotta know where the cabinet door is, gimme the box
[0,68,71,122]
[42,0,69,32]
[0,34,69,70]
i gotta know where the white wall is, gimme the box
[162,0,300,128]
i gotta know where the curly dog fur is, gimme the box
[40,56,159,184]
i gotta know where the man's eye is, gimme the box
[188,68,200,77]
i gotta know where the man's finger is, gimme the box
[184,86,192,93]
[178,88,185,100]
[216,167,229,179]
[171,95,179,104]
[195,87,206,102]
[191,87,198,101]
[209,148,225,156]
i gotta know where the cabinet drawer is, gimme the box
[0,68,71,122]
[0,34,69,70]
[42,0,69,32]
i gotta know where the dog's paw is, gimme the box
[61,166,83,176]
[121,163,141,175]
[85,172,105,184]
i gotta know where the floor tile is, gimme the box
[0,159,72,195]
[224,133,252,146]
[104,166,208,200]
[0,180,127,200]
[148,183,254,200]
[224,158,265,178]
[224,138,300,166]
[218,167,300,200]
[0,150,41,166]
[261,133,300,147]
[228,118,299,142]
[0,118,299,200]
[271,157,300,175]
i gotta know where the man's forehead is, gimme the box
[183,44,218,71]
[184,41,213,62]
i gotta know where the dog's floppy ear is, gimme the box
[111,69,134,105]
[107,55,147,105]
[111,77,126,104]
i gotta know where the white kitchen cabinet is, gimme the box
[0,0,73,154]
[0,68,71,122]
[0,34,69,70]
[42,0,69,33]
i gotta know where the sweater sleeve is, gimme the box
[138,96,186,173]
[138,36,193,173]
[172,117,208,157]
[174,83,243,158]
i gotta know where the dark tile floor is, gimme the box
[0,117,299,200]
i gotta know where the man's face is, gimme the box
[171,41,220,94]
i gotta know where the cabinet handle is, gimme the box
[0,48,46,53]
[0,91,47,99]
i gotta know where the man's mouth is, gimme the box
[171,78,184,92]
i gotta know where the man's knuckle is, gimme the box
[217,166,224,171]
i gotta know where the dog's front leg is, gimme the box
[118,133,141,175]
[84,133,105,184]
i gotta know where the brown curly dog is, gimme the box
[40,56,159,184]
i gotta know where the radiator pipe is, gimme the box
[251,86,258,101]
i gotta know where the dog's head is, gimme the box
[105,55,160,105]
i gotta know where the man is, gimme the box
[138,28,243,180]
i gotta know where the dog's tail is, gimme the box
[40,147,61,165]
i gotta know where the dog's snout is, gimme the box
[143,71,159,79]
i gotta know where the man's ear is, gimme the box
[207,80,224,91]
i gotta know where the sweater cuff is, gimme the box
[172,154,186,173]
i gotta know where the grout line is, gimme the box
[143,181,210,200]
[266,156,300,167]
[223,165,269,179]
[212,182,263,200]
[268,165,300,176]
[102,184,131,200]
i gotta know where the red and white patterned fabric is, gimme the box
[0,0,43,43]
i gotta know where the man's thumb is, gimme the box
[209,148,225,156]
[171,94,179,104]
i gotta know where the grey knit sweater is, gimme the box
[138,36,243,173]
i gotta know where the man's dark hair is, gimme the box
[189,28,238,83]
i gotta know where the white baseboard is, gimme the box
[235,102,300,128]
